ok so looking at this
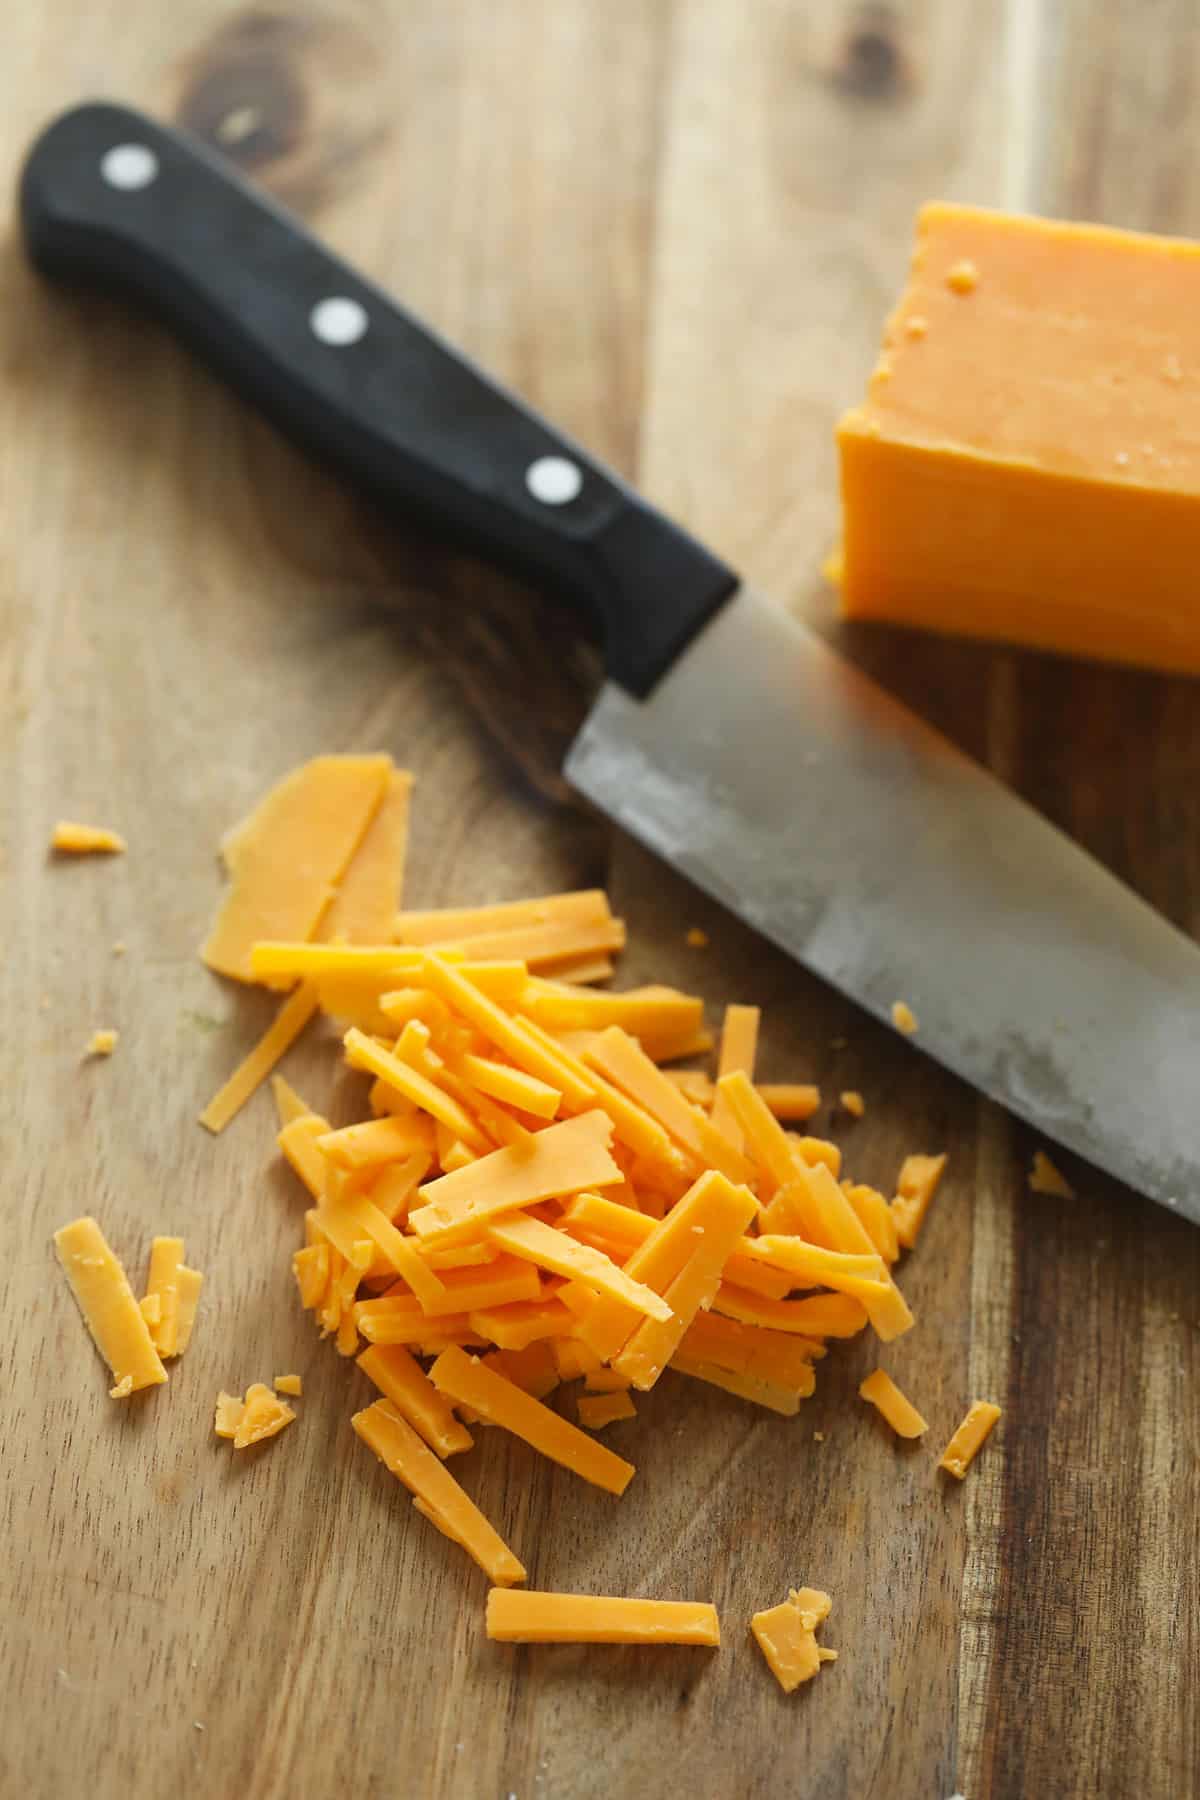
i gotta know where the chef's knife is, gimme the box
[20,102,1199,1219]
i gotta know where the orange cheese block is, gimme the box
[836,203,1200,673]
[486,1588,719,1646]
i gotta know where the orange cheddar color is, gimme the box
[85,1029,119,1058]
[429,1346,635,1495]
[408,1111,620,1247]
[321,769,413,946]
[229,1382,296,1449]
[672,1354,812,1417]
[710,1004,760,1147]
[395,890,612,945]
[142,1236,185,1357]
[214,1392,245,1438]
[834,203,1200,675]
[1029,1150,1075,1198]
[844,1184,901,1264]
[486,1213,672,1322]
[892,1152,949,1249]
[52,821,126,854]
[480,1341,560,1400]
[469,1297,575,1350]
[840,1090,865,1119]
[202,754,392,983]
[486,1589,719,1647]
[293,1243,331,1309]
[756,1083,821,1122]
[199,983,320,1134]
[272,1074,314,1128]
[278,1113,332,1199]
[751,1588,837,1692]
[858,1368,928,1439]
[578,1391,636,1429]
[940,1400,1002,1479]
[352,1400,525,1585]
[55,1216,167,1395]
[357,1344,473,1457]
[273,1374,303,1396]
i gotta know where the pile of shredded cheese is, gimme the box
[54,754,1004,1682]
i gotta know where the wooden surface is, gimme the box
[3,3,1198,1796]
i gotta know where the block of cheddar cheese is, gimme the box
[835,202,1200,673]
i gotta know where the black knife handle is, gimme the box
[19,102,737,697]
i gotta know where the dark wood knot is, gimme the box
[833,7,909,101]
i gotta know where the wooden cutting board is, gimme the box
[4,3,1198,1796]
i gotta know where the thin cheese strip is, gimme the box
[784,1161,915,1342]
[468,1297,576,1349]
[613,1175,759,1389]
[677,1309,824,1387]
[844,1183,901,1263]
[480,1341,560,1399]
[486,1214,673,1322]
[373,1152,433,1225]
[714,1284,868,1338]
[859,1368,928,1438]
[456,1052,562,1120]
[665,1070,716,1105]
[940,1400,1001,1479]
[274,1374,303,1396]
[55,1216,167,1395]
[317,1113,436,1170]
[272,1074,314,1127]
[418,956,597,1107]
[342,1028,491,1154]
[710,1004,760,1147]
[426,916,625,968]
[430,1346,635,1495]
[352,1399,526,1585]
[142,1236,185,1357]
[793,1136,842,1177]
[892,1152,949,1249]
[354,1290,475,1344]
[716,1070,799,1195]
[52,820,126,854]
[584,1367,633,1393]
[559,1194,792,1302]
[278,1113,333,1199]
[408,1112,620,1248]
[578,1391,636,1429]
[317,1186,447,1310]
[486,1588,719,1646]
[749,1235,893,1305]
[584,1028,754,1186]
[203,755,392,984]
[321,769,413,945]
[520,980,705,1048]
[394,890,612,945]
[670,1354,811,1416]
[251,943,427,983]
[214,1392,244,1438]
[198,982,320,1134]
[357,1344,473,1457]
[518,1019,677,1164]
[293,1243,330,1308]
[547,954,614,985]
[756,1083,822,1122]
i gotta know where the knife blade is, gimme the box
[19,102,1199,1218]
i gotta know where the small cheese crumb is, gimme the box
[273,1373,303,1396]
[891,1000,918,1035]
[109,1374,134,1400]
[112,941,127,956]
[840,1090,865,1118]
[946,259,979,294]
[1029,1150,1074,1197]
[813,1431,825,1443]
[685,927,709,948]
[51,821,126,855]
[85,1030,119,1058]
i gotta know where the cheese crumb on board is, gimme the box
[858,1368,928,1438]
[85,1030,118,1058]
[940,1400,1002,1479]
[1029,1150,1075,1197]
[215,1382,297,1449]
[751,1588,837,1691]
[54,1216,167,1396]
[51,821,126,855]
[891,1000,919,1035]
[839,1090,865,1118]
[486,1589,720,1646]
[685,927,709,948]
[273,1374,303,1396]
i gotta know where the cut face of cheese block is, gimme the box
[352,1399,525,1585]
[751,1588,836,1692]
[202,754,392,983]
[836,202,1200,674]
[55,1216,167,1394]
[486,1588,719,1646]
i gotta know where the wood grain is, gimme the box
[1,3,1196,1797]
